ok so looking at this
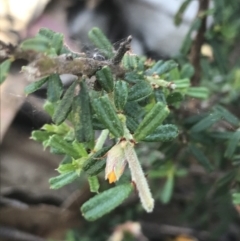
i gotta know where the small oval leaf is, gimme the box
[128,80,153,102]
[114,80,128,111]
[20,36,50,52]
[0,59,11,84]
[53,80,77,125]
[46,135,80,159]
[96,66,114,93]
[134,102,170,141]
[143,124,178,142]
[92,95,124,137]
[189,144,213,172]
[24,77,49,95]
[83,145,113,175]
[47,74,63,102]
[49,172,78,189]
[81,183,133,221]
[88,176,100,193]
[88,27,114,59]
[72,80,94,144]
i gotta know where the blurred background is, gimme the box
[1,0,240,241]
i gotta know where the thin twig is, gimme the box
[111,36,132,65]
[190,0,209,86]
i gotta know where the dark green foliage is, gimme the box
[46,134,80,159]
[49,172,78,189]
[127,80,153,102]
[143,124,178,142]
[81,183,133,221]
[134,102,170,141]
[72,80,94,144]
[114,80,128,111]
[20,35,50,52]
[24,77,49,95]
[52,80,77,125]
[88,27,114,58]
[0,59,11,84]
[82,145,113,175]
[9,14,239,231]
[92,95,124,137]
[47,74,63,102]
[37,28,64,54]
[189,144,214,172]
[96,66,114,93]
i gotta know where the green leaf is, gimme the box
[173,79,190,89]
[46,135,80,159]
[43,101,55,116]
[92,116,106,130]
[122,52,139,70]
[88,27,114,59]
[114,80,128,111]
[232,192,240,205]
[31,130,51,143]
[83,145,113,176]
[169,67,180,80]
[24,77,49,95]
[57,163,76,174]
[190,111,222,132]
[53,80,77,125]
[134,102,170,141]
[146,60,164,75]
[49,172,78,189]
[160,174,174,204]
[42,123,69,135]
[125,72,144,84]
[154,89,167,104]
[126,116,139,133]
[224,130,240,159]
[37,28,63,54]
[166,92,183,104]
[128,80,153,102]
[174,0,192,25]
[20,36,50,52]
[0,59,11,84]
[189,144,213,172]
[153,60,178,76]
[47,74,63,102]
[88,176,100,193]
[124,102,143,120]
[72,80,94,144]
[180,63,195,78]
[215,105,239,126]
[72,140,88,157]
[81,183,133,221]
[143,124,178,142]
[186,87,209,99]
[96,66,114,93]
[216,170,237,189]
[92,95,124,137]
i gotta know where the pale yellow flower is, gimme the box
[105,141,127,183]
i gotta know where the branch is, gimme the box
[190,0,209,86]
[23,54,125,79]
[111,36,132,65]
[1,41,126,80]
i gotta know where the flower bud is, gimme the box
[105,141,127,183]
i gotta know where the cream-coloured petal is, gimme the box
[124,143,154,212]
[105,141,127,182]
